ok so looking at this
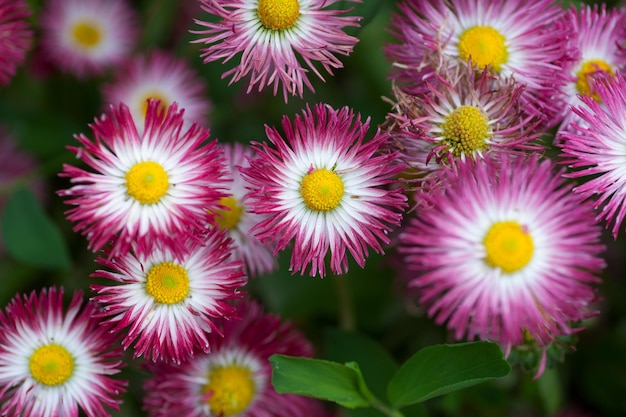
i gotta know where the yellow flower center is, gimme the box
[216,197,244,230]
[458,26,509,71]
[575,59,614,101]
[140,92,169,119]
[300,168,344,211]
[72,21,101,48]
[29,344,74,386]
[145,262,190,304]
[257,0,300,31]
[125,161,169,205]
[203,365,256,416]
[483,221,534,273]
[441,105,490,157]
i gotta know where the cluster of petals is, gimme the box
[191,0,361,101]
[0,0,32,85]
[58,100,229,259]
[0,287,126,417]
[241,103,407,277]
[399,154,605,371]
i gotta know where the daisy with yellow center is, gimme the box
[59,100,229,260]
[192,0,361,101]
[91,228,247,363]
[143,300,324,417]
[241,104,407,277]
[0,287,127,417]
[399,155,605,376]
[40,0,137,77]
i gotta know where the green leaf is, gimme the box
[388,341,511,407]
[270,355,371,409]
[1,187,71,270]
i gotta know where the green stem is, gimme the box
[333,275,355,331]
[370,400,406,417]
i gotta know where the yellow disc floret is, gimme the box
[29,344,75,386]
[216,197,244,230]
[140,92,169,119]
[483,221,534,273]
[257,0,300,31]
[441,105,490,157]
[458,26,509,71]
[125,161,169,205]
[72,21,101,48]
[300,168,344,211]
[576,59,614,101]
[145,262,190,304]
[204,365,256,416]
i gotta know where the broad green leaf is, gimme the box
[388,341,511,407]
[1,187,71,270]
[270,355,371,409]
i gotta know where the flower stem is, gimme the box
[334,275,355,331]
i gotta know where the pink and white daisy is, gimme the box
[0,0,32,86]
[91,228,247,364]
[385,0,569,128]
[142,299,321,417]
[0,287,126,417]
[385,65,542,173]
[58,100,229,259]
[191,0,361,101]
[399,154,605,373]
[102,50,211,133]
[40,0,137,78]
[555,4,626,135]
[241,103,407,277]
[559,72,626,239]
[212,143,277,277]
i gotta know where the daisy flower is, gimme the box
[191,0,361,101]
[555,4,626,135]
[0,287,126,417]
[91,228,247,363]
[40,0,137,78]
[559,72,626,239]
[102,50,211,133]
[399,154,605,374]
[142,299,322,417]
[241,103,407,277]
[385,65,542,173]
[212,143,277,277]
[385,0,569,127]
[0,0,32,86]
[58,100,229,259]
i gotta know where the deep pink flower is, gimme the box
[0,0,32,85]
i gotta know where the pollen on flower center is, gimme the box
[29,344,75,386]
[145,262,190,304]
[125,161,169,205]
[576,59,614,101]
[140,93,169,119]
[441,105,490,157]
[203,365,256,416]
[483,221,534,273]
[300,168,344,211]
[216,197,244,230]
[458,26,509,71]
[257,0,300,31]
[72,21,101,48]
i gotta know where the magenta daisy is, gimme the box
[91,228,246,363]
[385,0,569,127]
[142,299,321,417]
[0,0,32,86]
[559,72,626,239]
[386,65,542,172]
[241,103,407,277]
[0,287,126,417]
[191,0,361,101]
[212,143,278,277]
[102,50,211,133]
[40,0,137,78]
[399,155,605,369]
[58,100,229,259]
